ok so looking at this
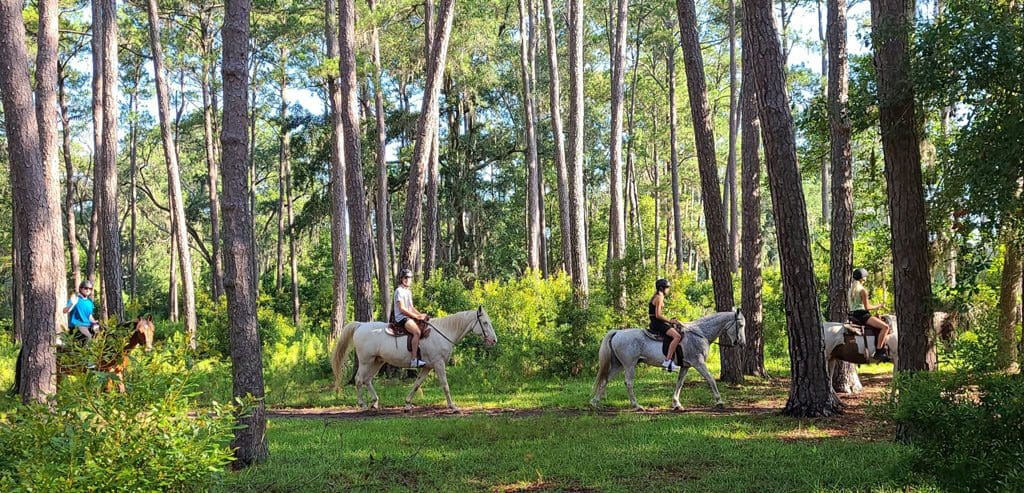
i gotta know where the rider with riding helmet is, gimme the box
[649,278,683,371]
[393,269,428,368]
[848,268,891,362]
[64,280,100,343]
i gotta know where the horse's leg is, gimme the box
[693,360,724,409]
[671,365,691,410]
[433,362,459,412]
[624,363,644,411]
[354,361,369,410]
[364,360,386,410]
[405,367,432,411]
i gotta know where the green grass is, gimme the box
[217,413,930,493]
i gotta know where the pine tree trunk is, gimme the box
[326,0,349,338]
[2,0,66,402]
[276,65,286,294]
[97,0,123,321]
[607,0,628,307]
[676,0,741,383]
[567,0,589,305]
[827,0,861,394]
[398,0,456,275]
[169,211,179,322]
[625,26,644,266]
[740,29,767,378]
[200,12,224,302]
[370,0,391,320]
[339,0,374,322]
[127,65,139,303]
[422,0,439,278]
[996,237,1021,370]
[59,68,82,289]
[668,49,683,272]
[818,0,830,227]
[88,0,102,286]
[743,0,840,416]
[147,0,198,348]
[542,0,573,277]
[870,0,935,373]
[221,0,268,466]
[727,0,739,273]
[519,0,543,273]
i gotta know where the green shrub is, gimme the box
[951,329,1002,373]
[0,347,237,492]
[877,371,1024,492]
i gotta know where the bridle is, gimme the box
[426,310,490,345]
[716,310,742,348]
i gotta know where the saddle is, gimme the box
[830,323,877,364]
[386,315,432,356]
[643,327,686,366]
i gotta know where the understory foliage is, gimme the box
[0,344,237,492]
[879,371,1024,493]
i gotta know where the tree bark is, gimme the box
[128,64,139,303]
[398,0,456,276]
[870,0,935,372]
[743,0,840,417]
[59,66,82,290]
[200,11,224,301]
[607,0,628,306]
[326,0,349,338]
[147,0,198,347]
[369,0,391,320]
[668,48,683,273]
[519,0,543,273]
[276,58,286,294]
[996,237,1020,370]
[221,0,268,466]
[818,0,830,227]
[97,0,123,321]
[676,0,740,383]
[826,0,861,393]
[339,0,374,322]
[422,0,439,278]
[567,0,589,305]
[542,0,573,278]
[88,0,102,286]
[740,28,767,379]
[2,0,66,403]
[727,0,739,273]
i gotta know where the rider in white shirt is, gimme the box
[393,269,427,368]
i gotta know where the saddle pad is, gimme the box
[642,328,685,366]
[831,333,879,365]
[385,320,432,355]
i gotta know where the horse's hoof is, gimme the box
[672,404,683,412]
[370,403,380,410]
[589,400,602,410]
[403,404,414,412]
[448,407,461,414]
[633,406,646,412]
[714,403,725,411]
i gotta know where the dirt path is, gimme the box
[266,374,893,440]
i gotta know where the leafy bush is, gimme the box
[877,371,1024,492]
[0,347,237,492]
[196,291,291,357]
[950,329,1001,373]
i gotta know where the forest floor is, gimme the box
[217,370,936,493]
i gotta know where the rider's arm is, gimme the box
[398,298,426,320]
[654,297,675,324]
[861,290,883,311]
[63,295,76,314]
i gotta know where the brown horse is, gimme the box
[56,315,156,392]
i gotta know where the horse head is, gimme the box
[133,314,155,351]
[720,309,746,348]
[473,306,498,346]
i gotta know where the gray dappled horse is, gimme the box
[331,308,497,412]
[590,310,746,411]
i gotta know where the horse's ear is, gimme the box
[146,314,153,322]
[477,306,483,315]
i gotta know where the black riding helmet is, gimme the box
[655,278,671,292]
[852,268,868,281]
[398,268,413,283]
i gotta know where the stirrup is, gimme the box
[410,359,427,368]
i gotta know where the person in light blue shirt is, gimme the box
[64,280,99,343]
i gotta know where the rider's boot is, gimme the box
[873,346,891,362]
[661,359,676,372]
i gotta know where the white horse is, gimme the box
[822,314,899,382]
[590,310,746,411]
[331,307,497,412]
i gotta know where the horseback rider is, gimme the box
[393,269,428,368]
[64,280,99,343]
[649,278,683,372]
[848,268,891,362]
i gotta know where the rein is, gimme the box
[711,311,742,348]
[426,311,485,345]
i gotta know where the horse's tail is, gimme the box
[331,322,360,390]
[595,330,620,389]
